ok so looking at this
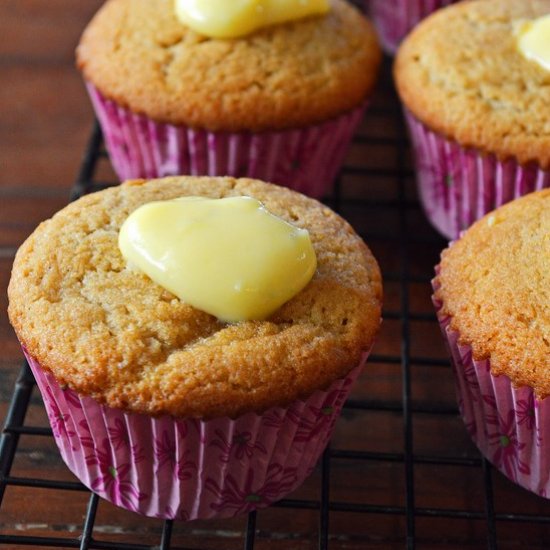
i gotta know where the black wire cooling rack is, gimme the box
[2,59,550,550]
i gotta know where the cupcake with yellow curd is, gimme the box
[8,176,382,520]
[433,190,550,496]
[76,0,381,198]
[395,0,550,239]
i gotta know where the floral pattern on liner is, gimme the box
[87,83,366,199]
[368,0,457,54]
[406,111,550,240]
[25,349,367,520]
[432,279,549,498]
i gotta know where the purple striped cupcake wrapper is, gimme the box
[26,348,368,520]
[406,111,550,240]
[432,273,550,498]
[87,83,367,199]
[368,0,457,54]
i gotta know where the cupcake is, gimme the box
[8,176,382,520]
[76,0,381,198]
[368,0,458,54]
[395,0,550,239]
[433,189,550,497]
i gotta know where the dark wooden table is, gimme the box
[2,2,550,549]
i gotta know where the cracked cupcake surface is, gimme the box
[76,0,380,132]
[8,177,382,419]
[395,0,550,168]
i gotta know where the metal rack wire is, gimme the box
[2,59,550,550]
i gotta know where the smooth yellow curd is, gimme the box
[174,0,330,39]
[119,196,317,322]
[517,15,550,72]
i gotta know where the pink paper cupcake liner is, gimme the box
[368,0,458,54]
[87,83,367,199]
[406,111,550,240]
[432,274,550,498]
[25,348,368,520]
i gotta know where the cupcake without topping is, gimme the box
[433,189,550,496]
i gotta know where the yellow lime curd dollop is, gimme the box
[174,0,330,39]
[118,196,317,323]
[516,14,550,72]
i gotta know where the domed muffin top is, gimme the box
[435,189,550,396]
[8,177,382,418]
[77,0,381,131]
[395,0,550,168]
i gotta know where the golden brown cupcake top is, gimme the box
[395,0,550,169]
[8,177,382,419]
[435,189,550,397]
[76,0,381,132]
